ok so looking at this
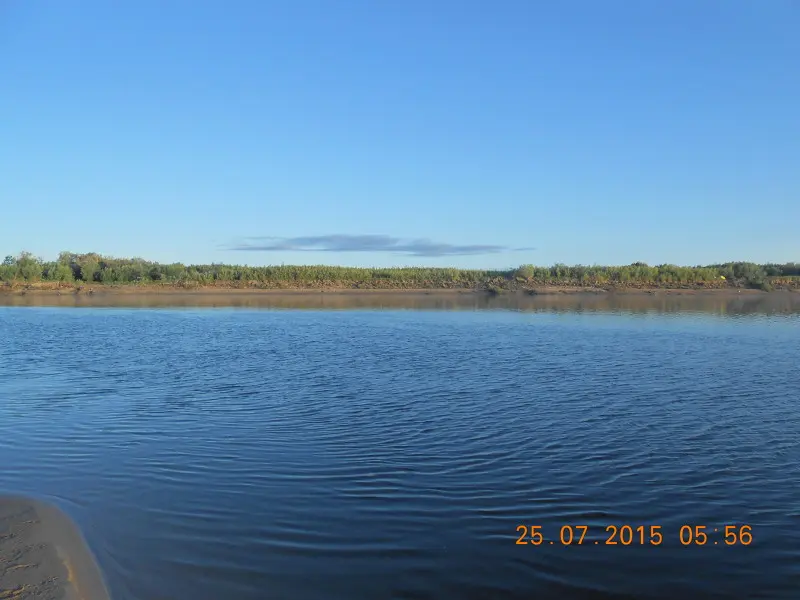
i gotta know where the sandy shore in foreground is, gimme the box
[0,497,109,600]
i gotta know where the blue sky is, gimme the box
[1,1,797,268]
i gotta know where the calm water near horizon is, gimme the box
[1,304,799,599]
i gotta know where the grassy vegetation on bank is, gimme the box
[1,252,799,292]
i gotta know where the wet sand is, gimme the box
[0,497,109,600]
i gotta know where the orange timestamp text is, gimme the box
[515,524,752,546]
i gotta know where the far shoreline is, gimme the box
[1,284,792,298]
[5,282,800,314]
[2,284,798,314]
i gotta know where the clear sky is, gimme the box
[1,1,798,269]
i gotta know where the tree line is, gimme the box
[1,251,798,291]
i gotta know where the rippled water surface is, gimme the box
[1,306,799,599]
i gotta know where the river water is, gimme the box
[1,299,798,599]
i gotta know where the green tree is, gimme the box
[76,256,101,282]
[514,264,535,279]
[16,251,43,281]
[49,263,74,282]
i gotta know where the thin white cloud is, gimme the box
[225,234,534,257]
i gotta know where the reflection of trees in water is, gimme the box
[488,293,800,316]
[3,291,799,315]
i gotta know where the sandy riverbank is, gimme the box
[1,286,797,313]
[0,496,109,600]
[0,283,784,297]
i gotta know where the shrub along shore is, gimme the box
[1,252,798,292]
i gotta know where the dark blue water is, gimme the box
[1,307,799,599]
